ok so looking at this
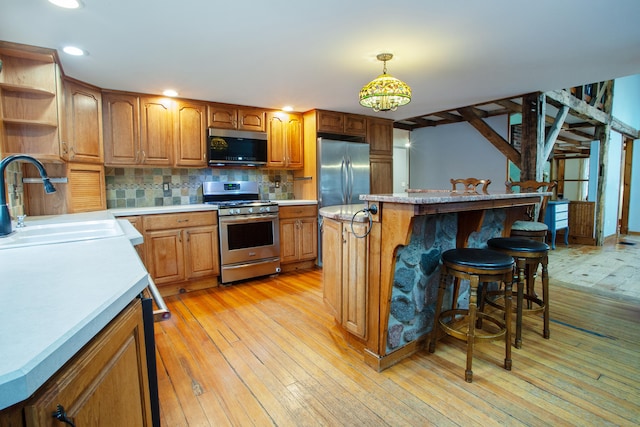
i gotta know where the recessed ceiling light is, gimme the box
[48,0,82,9]
[282,106,294,112]
[163,89,178,97]
[62,46,86,56]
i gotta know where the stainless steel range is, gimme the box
[203,181,280,284]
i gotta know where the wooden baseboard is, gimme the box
[363,338,428,372]
[280,259,317,273]
[568,236,596,245]
[157,276,219,297]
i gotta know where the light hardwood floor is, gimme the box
[154,240,640,426]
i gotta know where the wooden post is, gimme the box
[521,93,546,181]
[594,123,611,246]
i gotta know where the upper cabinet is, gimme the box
[102,91,141,165]
[207,104,266,132]
[0,44,61,161]
[316,110,367,138]
[104,91,206,168]
[366,117,393,155]
[267,111,303,169]
[139,95,174,166]
[174,99,207,167]
[61,78,103,163]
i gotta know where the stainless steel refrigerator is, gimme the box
[317,137,370,208]
[317,137,370,264]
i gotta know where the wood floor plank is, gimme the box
[153,239,640,426]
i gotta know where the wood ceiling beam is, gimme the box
[545,89,610,125]
[543,105,569,162]
[457,106,521,166]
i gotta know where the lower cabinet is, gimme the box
[279,205,318,269]
[0,299,153,427]
[143,211,219,294]
[321,217,368,339]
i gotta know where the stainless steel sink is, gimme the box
[0,219,124,249]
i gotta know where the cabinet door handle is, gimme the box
[53,404,76,426]
[178,230,182,242]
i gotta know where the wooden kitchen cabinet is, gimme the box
[0,300,153,427]
[370,154,393,195]
[61,78,103,163]
[279,204,317,269]
[321,217,368,339]
[0,43,62,162]
[207,103,266,132]
[316,110,367,137]
[267,111,303,169]
[143,211,219,294]
[102,91,140,165]
[366,117,393,155]
[122,215,145,263]
[174,99,207,167]
[23,161,106,215]
[139,96,173,166]
[102,92,173,167]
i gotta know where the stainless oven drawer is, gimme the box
[221,257,281,283]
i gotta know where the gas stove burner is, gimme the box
[202,181,278,216]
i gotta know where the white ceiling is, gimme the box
[2,0,640,122]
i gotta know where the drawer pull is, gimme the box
[53,404,76,426]
[177,219,190,223]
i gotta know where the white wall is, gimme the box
[613,75,640,130]
[409,116,508,190]
[393,129,410,192]
[603,131,623,237]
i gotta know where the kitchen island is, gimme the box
[0,212,154,425]
[319,190,543,371]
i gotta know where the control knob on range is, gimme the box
[247,207,254,214]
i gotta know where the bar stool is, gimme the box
[429,248,514,382]
[485,237,550,349]
[506,180,557,243]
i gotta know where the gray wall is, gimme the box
[408,115,509,191]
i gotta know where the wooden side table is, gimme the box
[544,200,569,249]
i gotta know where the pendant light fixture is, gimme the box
[359,53,411,112]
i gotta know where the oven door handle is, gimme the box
[219,213,279,224]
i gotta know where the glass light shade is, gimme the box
[359,72,411,112]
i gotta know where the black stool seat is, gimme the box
[487,237,549,253]
[442,248,514,270]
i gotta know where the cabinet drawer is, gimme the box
[279,205,318,219]
[144,211,217,230]
[555,203,569,213]
[556,219,569,229]
[556,211,569,221]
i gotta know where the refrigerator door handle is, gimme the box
[347,156,355,203]
[341,157,347,205]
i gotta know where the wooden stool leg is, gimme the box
[429,266,449,353]
[541,255,550,339]
[465,276,479,383]
[504,278,513,371]
[515,258,526,349]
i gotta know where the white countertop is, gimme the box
[0,212,149,409]
[109,199,317,216]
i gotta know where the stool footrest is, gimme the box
[439,309,507,342]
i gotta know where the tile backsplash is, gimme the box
[105,167,295,209]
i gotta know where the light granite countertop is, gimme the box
[361,191,546,204]
[0,211,149,410]
[318,204,371,222]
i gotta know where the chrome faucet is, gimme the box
[0,155,56,237]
